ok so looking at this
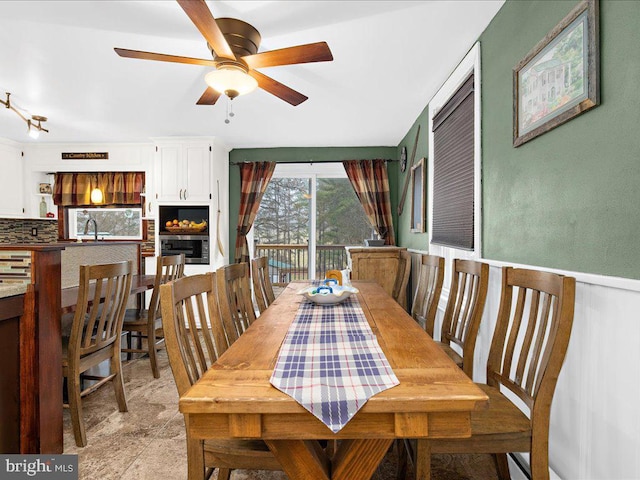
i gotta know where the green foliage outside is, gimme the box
[254,177,373,278]
[254,177,371,245]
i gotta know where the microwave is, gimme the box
[160,235,209,264]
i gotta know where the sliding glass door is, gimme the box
[251,163,371,284]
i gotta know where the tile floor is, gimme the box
[63,350,499,480]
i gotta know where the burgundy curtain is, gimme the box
[343,159,396,245]
[53,172,144,206]
[234,162,276,264]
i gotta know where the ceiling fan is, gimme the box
[115,0,333,106]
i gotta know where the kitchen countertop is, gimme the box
[0,241,143,249]
[0,283,28,299]
[55,240,143,247]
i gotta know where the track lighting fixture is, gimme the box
[1,92,49,139]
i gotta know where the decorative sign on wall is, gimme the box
[61,152,109,160]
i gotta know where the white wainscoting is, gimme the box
[408,248,640,480]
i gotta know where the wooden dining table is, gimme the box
[179,280,488,480]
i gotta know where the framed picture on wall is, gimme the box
[513,0,599,147]
[410,158,425,233]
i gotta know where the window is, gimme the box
[69,208,143,240]
[251,163,372,283]
[428,42,481,256]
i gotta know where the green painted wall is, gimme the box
[396,108,430,251]
[395,0,640,280]
[228,146,397,261]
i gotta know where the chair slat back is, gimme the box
[147,254,185,321]
[71,261,133,357]
[216,263,256,340]
[487,267,575,412]
[392,250,412,310]
[411,254,445,336]
[440,259,489,378]
[160,272,230,396]
[251,256,276,314]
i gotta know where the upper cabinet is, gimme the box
[155,142,212,203]
[0,141,24,217]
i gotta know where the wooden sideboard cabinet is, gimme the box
[345,246,407,297]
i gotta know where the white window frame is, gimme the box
[247,162,348,277]
[69,207,143,240]
[428,42,482,260]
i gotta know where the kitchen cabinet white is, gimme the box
[0,142,24,217]
[141,159,155,219]
[155,142,211,203]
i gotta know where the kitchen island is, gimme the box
[0,245,64,453]
[0,284,29,453]
[0,241,145,453]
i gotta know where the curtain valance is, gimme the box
[53,172,144,206]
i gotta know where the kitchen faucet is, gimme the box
[84,217,98,241]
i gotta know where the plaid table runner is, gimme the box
[270,294,399,433]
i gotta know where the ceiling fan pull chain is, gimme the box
[229,101,235,118]
[225,98,231,124]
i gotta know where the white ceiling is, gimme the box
[0,0,504,149]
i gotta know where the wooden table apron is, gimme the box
[179,280,488,480]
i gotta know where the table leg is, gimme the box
[332,438,393,480]
[415,439,431,480]
[266,438,393,480]
[265,440,330,480]
[185,416,205,480]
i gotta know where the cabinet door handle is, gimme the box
[148,202,152,213]
[184,189,187,200]
[179,189,183,200]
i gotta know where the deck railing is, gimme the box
[255,244,348,286]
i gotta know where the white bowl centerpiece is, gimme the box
[298,280,359,305]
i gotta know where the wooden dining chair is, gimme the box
[122,254,185,378]
[403,267,576,480]
[251,256,276,315]
[436,258,489,379]
[392,250,412,310]
[62,260,133,447]
[160,272,282,480]
[216,262,256,341]
[411,254,445,335]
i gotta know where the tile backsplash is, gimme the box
[0,218,58,244]
[0,250,32,284]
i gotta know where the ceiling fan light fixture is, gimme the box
[205,66,258,99]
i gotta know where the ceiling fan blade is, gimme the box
[249,70,308,106]
[114,48,217,67]
[196,87,221,105]
[243,42,333,69]
[177,0,235,60]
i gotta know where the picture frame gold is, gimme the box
[513,0,599,147]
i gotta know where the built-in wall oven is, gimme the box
[158,205,210,264]
[160,235,209,264]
